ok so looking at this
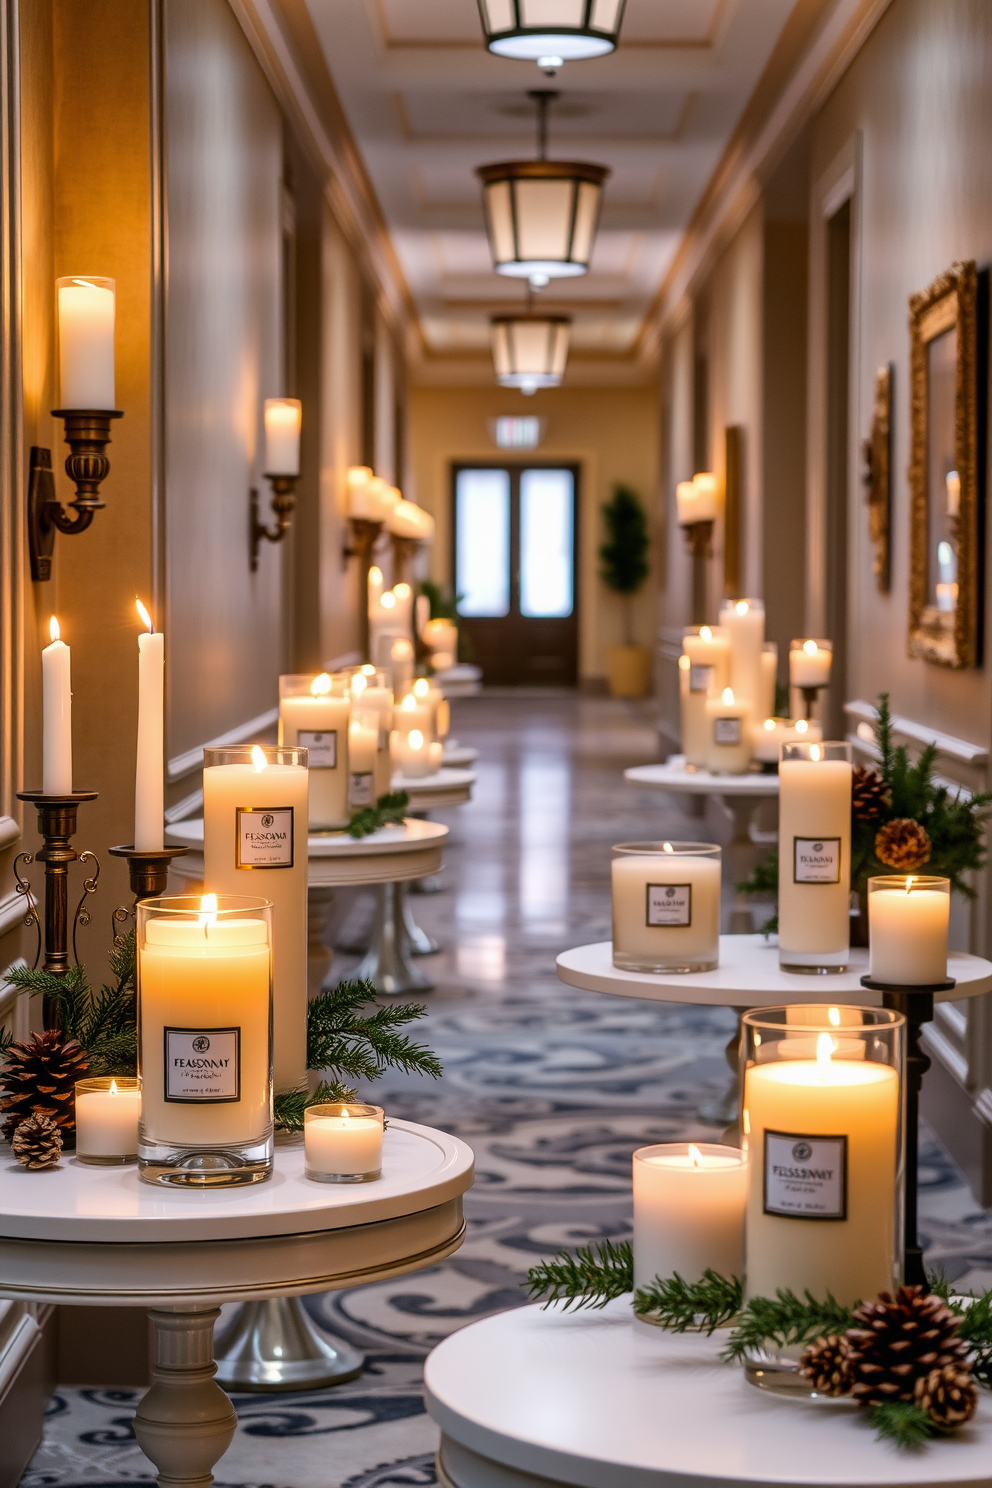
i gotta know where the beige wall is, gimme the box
[409,383,659,683]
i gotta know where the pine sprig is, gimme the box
[525,1239,633,1311]
[633,1269,742,1333]
[3,933,137,1075]
[722,1288,855,1363]
[273,1080,359,1133]
[930,1272,992,1387]
[348,790,410,840]
[869,1401,935,1448]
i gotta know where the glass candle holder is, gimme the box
[751,716,822,766]
[612,842,721,973]
[777,740,852,973]
[718,598,765,717]
[789,638,833,690]
[304,1102,384,1183]
[137,894,273,1187]
[868,876,950,987]
[75,1077,141,1165]
[679,625,730,768]
[633,1142,746,1301]
[278,673,351,830]
[348,708,380,808]
[741,1005,904,1307]
[350,667,394,797]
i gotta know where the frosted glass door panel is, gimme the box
[456,469,511,617]
[520,468,574,617]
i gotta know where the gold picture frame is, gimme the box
[908,260,978,668]
[862,365,892,592]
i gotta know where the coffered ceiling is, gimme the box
[302,0,808,383]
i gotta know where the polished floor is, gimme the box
[23,695,992,1488]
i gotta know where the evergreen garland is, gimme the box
[348,790,410,839]
[632,1269,742,1334]
[2,932,137,1074]
[524,1239,634,1311]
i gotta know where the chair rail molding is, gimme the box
[167,707,279,783]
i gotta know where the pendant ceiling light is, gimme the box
[477,91,609,287]
[477,0,626,68]
[490,314,571,394]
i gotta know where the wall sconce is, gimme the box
[250,398,302,571]
[30,277,122,582]
[676,473,719,625]
[386,496,435,582]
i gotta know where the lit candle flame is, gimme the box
[795,719,808,733]
[136,599,153,633]
[311,673,332,697]
[198,892,218,929]
[50,616,60,643]
[361,663,376,676]
[688,1143,702,1167]
[803,639,819,656]
[251,745,267,772]
[699,625,712,642]
[828,1007,841,1027]
[662,841,674,853]
[381,592,396,610]
[721,687,734,704]
[413,678,429,698]
[409,729,424,749]
[401,694,417,711]
[817,1032,836,1069]
[394,582,411,600]
[905,876,915,894]
[368,566,382,585]
[735,601,748,615]
[678,654,689,671]
[351,673,368,696]
[341,1107,350,1125]
[110,1078,118,1096]
[810,743,822,761]
[763,718,776,731]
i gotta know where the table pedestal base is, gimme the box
[134,1306,236,1488]
[214,1297,363,1391]
[348,882,435,995]
[403,887,440,955]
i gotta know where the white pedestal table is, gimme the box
[389,767,475,955]
[426,1296,992,1488]
[0,1122,473,1488]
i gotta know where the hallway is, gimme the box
[23,697,992,1488]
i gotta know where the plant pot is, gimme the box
[606,645,652,699]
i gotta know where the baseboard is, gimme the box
[0,1308,56,1488]
[920,1037,992,1207]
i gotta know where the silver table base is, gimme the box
[214,1297,363,1392]
[346,881,435,995]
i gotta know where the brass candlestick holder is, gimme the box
[390,533,422,585]
[798,683,825,720]
[29,409,124,582]
[108,844,190,941]
[14,790,100,1027]
[343,517,385,659]
[681,519,713,626]
[250,473,298,572]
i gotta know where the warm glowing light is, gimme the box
[369,565,382,586]
[721,687,734,705]
[413,678,429,698]
[381,592,396,610]
[136,599,153,632]
[110,1078,119,1096]
[803,639,818,656]
[763,718,776,731]
[817,1033,836,1069]
[351,674,368,696]
[311,673,332,697]
[361,663,376,676]
[688,1143,702,1167]
[401,694,417,712]
[678,654,690,671]
[742,1108,750,1134]
[905,876,915,894]
[198,892,218,927]
[810,744,822,761]
[795,719,809,734]
[50,616,60,643]
[662,842,674,853]
[828,1007,841,1027]
[408,729,424,749]
[699,626,713,642]
[341,1107,350,1125]
[735,601,749,616]
[251,746,267,772]
[394,582,411,600]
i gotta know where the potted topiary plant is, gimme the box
[599,484,651,697]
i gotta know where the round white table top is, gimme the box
[426,1297,992,1488]
[442,743,479,767]
[556,937,992,1008]
[166,816,448,858]
[626,759,780,796]
[391,767,475,795]
[0,1119,472,1243]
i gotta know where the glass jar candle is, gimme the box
[75,1077,141,1164]
[612,842,721,973]
[868,875,950,986]
[350,667,393,797]
[777,740,852,972]
[278,672,351,830]
[679,625,730,767]
[633,1142,746,1300]
[137,894,273,1187]
[304,1102,384,1183]
[741,1005,904,1306]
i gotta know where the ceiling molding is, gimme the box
[392,93,694,150]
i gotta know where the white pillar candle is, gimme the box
[680,625,730,767]
[134,602,164,852]
[719,598,765,710]
[751,716,822,765]
[868,876,950,986]
[392,727,432,779]
[56,276,115,409]
[778,741,852,972]
[424,618,458,665]
[368,564,384,620]
[304,1104,383,1181]
[203,748,308,1093]
[394,692,433,741]
[349,711,379,808]
[704,688,753,774]
[42,616,72,794]
[612,842,721,973]
[789,638,832,689]
[760,643,778,720]
[633,1143,746,1292]
[348,466,375,517]
[263,398,302,476]
[391,582,414,633]
[279,673,351,830]
[390,638,415,696]
[388,499,434,541]
[75,1077,141,1163]
[691,472,719,520]
[675,479,699,526]
[743,1034,899,1305]
[138,902,272,1148]
[351,672,394,797]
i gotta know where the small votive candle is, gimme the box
[305,1102,384,1183]
[633,1142,746,1296]
[868,875,950,986]
[751,716,822,764]
[75,1077,141,1164]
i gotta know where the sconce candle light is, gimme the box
[250,398,302,571]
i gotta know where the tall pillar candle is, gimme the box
[679,625,730,767]
[134,601,164,851]
[719,598,765,711]
[56,276,115,409]
[279,673,351,830]
[742,1006,902,1305]
[612,842,721,973]
[760,642,778,720]
[42,616,72,794]
[778,741,852,971]
[263,399,301,475]
[394,690,433,741]
[202,746,308,1093]
[351,670,393,797]
[868,875,950,986]
[348,710,379,808]
[633,1143,746,1292]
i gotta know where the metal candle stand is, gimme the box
[108,844,190,928]
[860,973,956,1288]
[798,683,825,720]
[14,791,100,1025]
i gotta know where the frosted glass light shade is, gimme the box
[491,316,570,392]
[478,161,608,278]
[477,0,626,60]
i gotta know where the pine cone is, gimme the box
[846,1286,969,1406]
[852,765,891,822]
[799,1334,853,1396]
[11,1113,63,1169]
[914,1364,978,1431]
[874,818,932,872]
[0,1030,88,1144]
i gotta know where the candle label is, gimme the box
[645,883,692,927]
[689,665,713,694]
[350,772,375,807]
[298,730,338,768]
[164,1027,241,1102]
[714,717,741,746]
[793,836,841,884]
[236,806,295,868]
[763,1131,847,1220]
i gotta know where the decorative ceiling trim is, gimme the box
[392,92,694,149]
